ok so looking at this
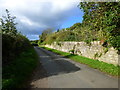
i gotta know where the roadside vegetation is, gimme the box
[2,47,38,88]
[38,2,120,52]
[1,9,38,88]
[41,46,120,76]
[30,40,39,46]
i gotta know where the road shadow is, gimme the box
[27,47,81,88]
[47,58,80,76]
[28,55,80,82]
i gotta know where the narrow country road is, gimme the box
[29,46,118,88]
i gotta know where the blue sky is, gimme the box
[0,0,84,40]
[60,15,83,29]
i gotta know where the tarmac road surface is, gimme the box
[29,46,118,88]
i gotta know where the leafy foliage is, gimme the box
[79,2,120,51]
[1,9,17,35]
[39,23,97,44]
[30,40,39,46]
[1,9,31,65]
[39,28,52,43]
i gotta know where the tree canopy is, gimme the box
[79,2,120,51]
[1,9,17,35]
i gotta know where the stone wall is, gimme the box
[45,41,119,65]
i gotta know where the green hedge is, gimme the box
[2,34,31,66]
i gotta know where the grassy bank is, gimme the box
[2,47,38,89]
[41,46,119,76]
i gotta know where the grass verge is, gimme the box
[2,47,38,89]
[41,46,120,76]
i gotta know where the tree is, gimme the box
[70,23,82,30]
[57,29,60,32]
[79,2,120,51]
[39,28,52,43]
[0,9,17,35]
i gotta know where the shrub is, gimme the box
[69,49,75,54]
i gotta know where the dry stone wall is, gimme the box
[45,41,119,65]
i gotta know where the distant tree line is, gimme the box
[30,40,39,46]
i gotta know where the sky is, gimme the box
[0,0,84,40]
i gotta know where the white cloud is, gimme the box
[0,0,82,40]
